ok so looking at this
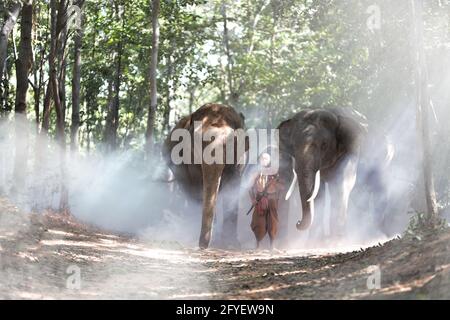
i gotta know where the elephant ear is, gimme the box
[336,111,368,155]
[277,119,294,153]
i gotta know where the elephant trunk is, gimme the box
[296,159,321,231]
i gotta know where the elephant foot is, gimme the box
[199,232,212,250]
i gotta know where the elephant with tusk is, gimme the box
[162,103,248,249]
[277,107,368,240]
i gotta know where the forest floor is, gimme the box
[1,196,449,300]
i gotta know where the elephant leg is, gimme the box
[220,168,241,249]
[328,155,358,240]
[199,163,225,249]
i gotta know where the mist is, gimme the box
[1,0,449,254]
[0,98,448,253]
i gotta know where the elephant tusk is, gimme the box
[384,142,395,166]
[307,170,321,202]
[285,168,298,201]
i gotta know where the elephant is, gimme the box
[277,107,368,241]
[162,103,247,249]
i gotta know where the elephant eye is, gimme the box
[321,142,328,150]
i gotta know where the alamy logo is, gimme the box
[366,265,381,290]
[170,123,279,174]
[68,1,82,30]
[366,4,381,32]
[66,265,81,290]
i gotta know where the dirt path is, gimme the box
[1,198,449,299]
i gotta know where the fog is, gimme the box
[1,1,450,254]
[0,90,449,252]
[0,103,440,252]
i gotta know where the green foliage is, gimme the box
[2,0,450,151]
[406,211,448,238]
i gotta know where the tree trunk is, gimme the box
[162,44,174,134]
[104,2,124,151]
[1,58,13,115]
[32,2,47,131]
[145,0,160,156]
[14,2,33,115]
[12,1,33,192]
[57,7,69,125]
[188,87,195,114]
[104,78,115,147]
[0,2,22,77]
[411,0,439,223]
[70,1,84,151]
[41,0,57,133]
[221,2,236,106]
[0,2,21,114]
[46,0,69,211]
[32,47,45,130]
[52,0,67,143]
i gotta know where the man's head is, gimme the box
[259,152,271,168]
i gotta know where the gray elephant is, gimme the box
[162,103,247,249]
[277,107,368,241]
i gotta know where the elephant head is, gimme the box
[163,103,247,249]
[278,107,368,231]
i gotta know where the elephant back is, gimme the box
[189,103,246,131]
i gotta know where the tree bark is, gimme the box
[1,58,13,115]
[0,2,21,113]
[70,1,84,151]
[411,0,439,223]
[145,0,160,156]
[221,2,236,105]
[52,0,68,144]
[12,1,33,192]
[162,41,174,134]
[45,0,69,211]
[0,2,22,77]
[41,0,57,133]
[14,2,33,115]
[31,2,47,130]
[104,1,124,151]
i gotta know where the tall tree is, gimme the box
[14,2,33,115]
[41,0,58,133]
[47,0,68,143]
[411,0,439,223]
[0,1,22,75]
[221,1,235,106]
[47,0,70,211]
[12,1,33,190]
[71,0,84,151]
[31,1,48,129]
[145,0,160,155]
[162,38,174,134]
[0,1,22,112]
[104,0,124,151]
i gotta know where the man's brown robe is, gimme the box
[249,174,284,248]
